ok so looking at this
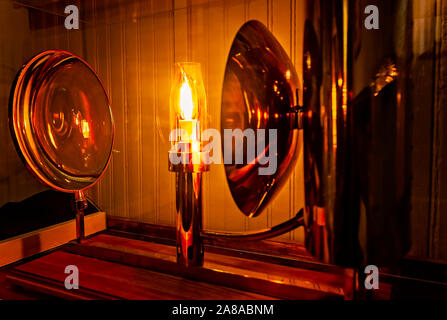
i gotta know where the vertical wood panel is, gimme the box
[93,0,113,216]
[109,4,128,218]
[174,0,189,62]
[83,0,99,204]
[153,0,175,226]
[205,0,232,231]
[0,1,47,208]
[124,0,143,220]
[190,0,210,228]
[222,0,250,232]
[140,0,157,224]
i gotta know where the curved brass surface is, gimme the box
[9,50,114,193]
[221,20,301,218]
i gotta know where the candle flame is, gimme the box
[179,76,196,120]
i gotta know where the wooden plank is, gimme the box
[109,4,129,219]
[0,271,50,300]
[204,0,232,232]
[153,0,175,226]
[0,212,106,268]
[0,0,49,210]
[62,233,345,299]
[94,0,114,217]
[9,250,274,300]
[139,0,157,224]
[6,270,119,300]
[174,0,188,62]
[124,0,143,221]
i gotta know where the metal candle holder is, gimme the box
[168,38,306,266]
[169,62,209,267]
[169,147,209,267]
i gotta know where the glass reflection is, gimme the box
[10,51,114,191]
[221,20,301,218]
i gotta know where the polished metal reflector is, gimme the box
[9,50,114,193]
[221,20,301,218]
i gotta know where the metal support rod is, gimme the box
[202,209,304,241]
[176,172,204,267]
[74,190,87,243]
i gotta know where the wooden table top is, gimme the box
[1,233,347,300]
[7,250,273,300]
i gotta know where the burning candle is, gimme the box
[169,62,208,267]
[170,63,207,166]
[178,76,200,154]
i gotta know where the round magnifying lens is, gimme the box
[10,50,114,193]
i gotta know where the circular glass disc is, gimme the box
[10,50,114,192]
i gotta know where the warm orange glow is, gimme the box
[179,76,196,121]
[342,0,348,120]
[192,141,200,153]
[81,120,90,139]
[171,62,206,145]
[305,53,312,70]
[47,123,57,149]
[332,81,337,148]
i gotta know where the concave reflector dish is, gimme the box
[221,20,301,217]
[9,50,114,192]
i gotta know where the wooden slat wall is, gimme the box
[0,1,46,207]
[75,0,307,241]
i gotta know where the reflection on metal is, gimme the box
[169,62,208,267]
[370,60,398,96]
[9,50,114,242]
[303,0,354,265]
[303,0,414,267]
[349,0,413,267]
[221,20,302,219]
[202,209,304,241]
